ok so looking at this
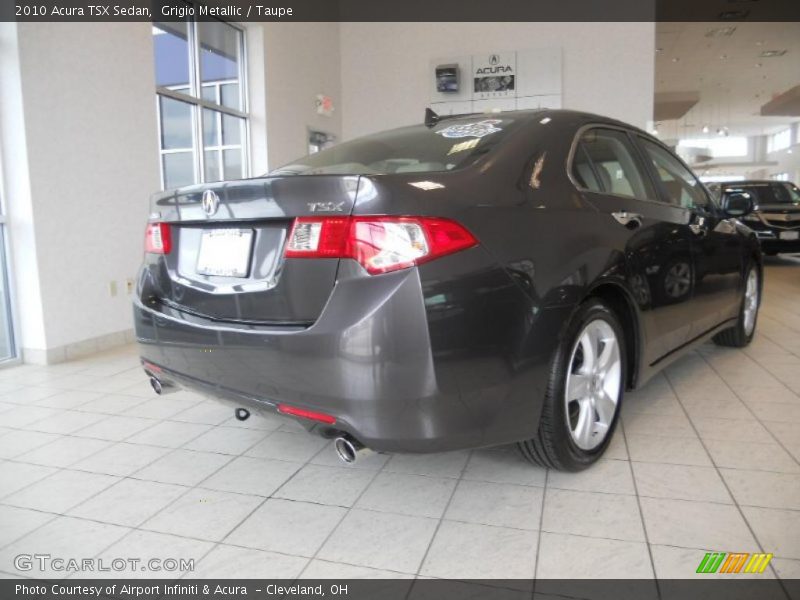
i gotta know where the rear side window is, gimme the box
[572,128,655,201]
[639,138,710,210]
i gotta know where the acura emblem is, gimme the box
[201,190,219,217]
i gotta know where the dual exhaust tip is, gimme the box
[334,436,373,464]
[149,376,177,396]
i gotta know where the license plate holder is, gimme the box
[196,228,254,277]
[779,231,799,241]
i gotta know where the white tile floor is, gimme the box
[1,258,800,581]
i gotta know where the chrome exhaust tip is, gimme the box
[149,376,163,395]
[235,408,251,421]
[334,436,372,464]
[149,376,177,395]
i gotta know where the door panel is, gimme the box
[636,137,743,338]
[573,128,697,364]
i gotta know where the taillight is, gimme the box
[145,223,171,254]
[285,216,477,275]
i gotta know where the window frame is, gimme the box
[634,134,714,212]
[154,15,250,190]
[566,124,658,203]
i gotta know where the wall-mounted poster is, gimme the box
[472,52,516,99]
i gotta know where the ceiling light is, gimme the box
[755,62,762,68]
[760,50,787,58]
[656,47,663,53]
[671,57,680,63]
[702,125,710,134]
[719,54,728,60]
[789,149,794,154]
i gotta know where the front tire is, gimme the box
[519,298,625,471]
[713,264,760,348]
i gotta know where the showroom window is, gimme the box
[677,137,748,158]
[767,128,792,154]
[153,17,248,189]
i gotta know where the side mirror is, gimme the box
[721,192,754,217]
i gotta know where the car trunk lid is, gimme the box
[143,175,360,325]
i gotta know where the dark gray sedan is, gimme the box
[134,109,761,471]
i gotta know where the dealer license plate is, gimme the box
[779,231,799,241]
[196,229,254,277]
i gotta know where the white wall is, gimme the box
[260,22,342,170]
[340,22,655,139]
[4,22,161,362]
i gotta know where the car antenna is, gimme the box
[424,108,440,128]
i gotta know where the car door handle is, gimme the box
[611,211,643,229]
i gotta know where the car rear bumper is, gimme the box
[134,258,565,453]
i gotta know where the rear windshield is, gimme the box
[723,182,800,205]
[269,117,518,176]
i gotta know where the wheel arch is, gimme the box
[585,281,642,390]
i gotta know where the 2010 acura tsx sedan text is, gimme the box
[134,109,762,471]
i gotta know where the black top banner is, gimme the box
[2,0,800,22]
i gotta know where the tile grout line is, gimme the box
[619,417,662,597]
[407,449,477,581]
[0,407,244,569]
[0,424,189,557]
[7,452,800,512]
[699,351,800,469]
[6,496,799,565]
[531,466,549,589]
[85,421,309,579]
[288,442,389,580]
[663,363,791,592]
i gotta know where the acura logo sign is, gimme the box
[201,190,219,217]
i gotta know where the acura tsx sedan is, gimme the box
[134,109,761,471]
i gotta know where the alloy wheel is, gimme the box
[743,268,759,336]
[564,319,622,451]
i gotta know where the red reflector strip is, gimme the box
[277,403,336,425]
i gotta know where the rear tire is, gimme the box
[713,264,760,348]
[519,298,625,471]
